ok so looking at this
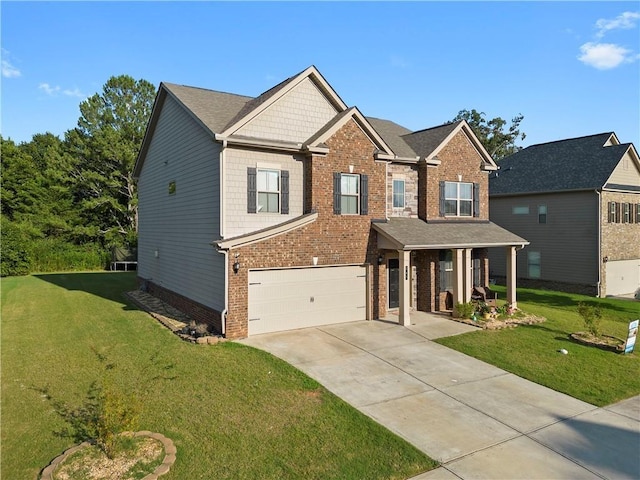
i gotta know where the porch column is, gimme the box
[398,250,411,326]
[506,246,518,308]
[464,248,473,303]
[452,248,464,306]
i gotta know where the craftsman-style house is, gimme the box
[134,66,527,338]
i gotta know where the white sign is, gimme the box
[624,319,639,354]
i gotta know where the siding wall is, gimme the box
[488,191,599,286]
[137,94,225,311]
[235,77,338,143]
[607,152,640,187]
[224,148,305,238]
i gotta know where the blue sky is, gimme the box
[2,2,639,148]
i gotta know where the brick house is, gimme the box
[133,66,527,338]
[488,132,640,297]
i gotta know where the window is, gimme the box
[538,205,547,224]
[257,169,280,213]
[393,179,405,208]
[247,167,289,214]
[528,251,541,279]
[637,204,640,223]
[608,201,617,223]
[513,206,530,215]
[623,203,631,223]
[473,255,482,287]
[341,174,359,214]
[333,173,368,215]
[443,181,473,216]
[439,250,453,292]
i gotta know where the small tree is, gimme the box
[577,302,602,337]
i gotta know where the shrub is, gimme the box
[577,302,602,337]
[0,217,31,276]
[29,237,109,272]
[453,302,475,319]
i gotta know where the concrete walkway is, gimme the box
[240,313,640,480]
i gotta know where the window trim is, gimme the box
[538,205,547,224]
[443,181,473,217]
[256,168,280,213]
[527,251,541,279]
[512,206,530,215]
[340,173,360,215]
[392,179,405,209]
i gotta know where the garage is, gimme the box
[605,259,640,296]
[248,265,368,335]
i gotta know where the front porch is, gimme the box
[373,218,529,327]
[381,309,478,339]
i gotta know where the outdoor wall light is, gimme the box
[233,261,240,274]
[378,254,384,265]
[603,256,609,263]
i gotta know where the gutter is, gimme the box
[596,189,602,297]
[217,249,228,336]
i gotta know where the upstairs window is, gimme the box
[440,181,479,217]
[247,167,289,214]
[333,173,368,215]
[538,205,547,224]
[608,201,617,223]
[393,179,405,208]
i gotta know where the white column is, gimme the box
[506,246,517,308]
[464,248,473,303]
[398,250,411,326]
[452,248,464,306]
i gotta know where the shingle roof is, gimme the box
[489,133,629,195]
[373,218,528,249]
[366,117,417,159]
[163,82,251,135]
[402,121,461,158]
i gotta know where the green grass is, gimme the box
[1,272,437,479]
[436,285,640,407]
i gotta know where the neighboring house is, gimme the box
[133,66,527,339]
[488,132,640,297]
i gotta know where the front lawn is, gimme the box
[1,272,436,479]
[436,286,640,406]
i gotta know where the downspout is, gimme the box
[218,138,228,335]
[596,189,602,297]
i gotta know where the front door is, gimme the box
[388,259,399,309]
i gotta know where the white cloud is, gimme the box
[578,42,636,70]
[63,87,85,99]
[39,83,61,95]
[595,11,640,38]
[1,49,21,78]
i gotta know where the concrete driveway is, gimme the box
[240,313,640,480]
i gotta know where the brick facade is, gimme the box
[225,119,387,338]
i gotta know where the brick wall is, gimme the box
[424,130,490,221]
[226,119,388,338]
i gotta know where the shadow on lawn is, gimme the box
[34,272,140,311]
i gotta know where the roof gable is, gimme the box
[220,66,348,140]
[489,132,635,195]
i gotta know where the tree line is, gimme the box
[1,74,525,276]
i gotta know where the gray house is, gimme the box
[488,132,640,297]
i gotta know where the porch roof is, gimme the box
[372,217,529,250]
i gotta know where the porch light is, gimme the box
[378,255,384,265]
[233,261,240,274]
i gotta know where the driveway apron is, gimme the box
[240,315,640,480]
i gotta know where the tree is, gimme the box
[451,109,526,161]
[66,75,155,246]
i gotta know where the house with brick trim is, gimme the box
[133,66,528,339]
[488,132,640,297]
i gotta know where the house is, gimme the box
[133,66,528,339]
[488,132,640,297]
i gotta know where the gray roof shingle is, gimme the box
[373,218,528,249]
[489,133,630,195]
[366,117,417,159]
[402,121,461,158]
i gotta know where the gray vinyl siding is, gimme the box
[224,148,304,238]
[489,191,599,286]
[137,94,224,311]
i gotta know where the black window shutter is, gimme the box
[360,174,369,215]
[333,173,341,214]
[439,181,445,217]
[473,183,480,217]
[281,170,289,214]
[247,167,256,214]
[608,202,612,223]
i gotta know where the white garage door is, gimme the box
[248,265,367,335]
[606,259,640,296]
